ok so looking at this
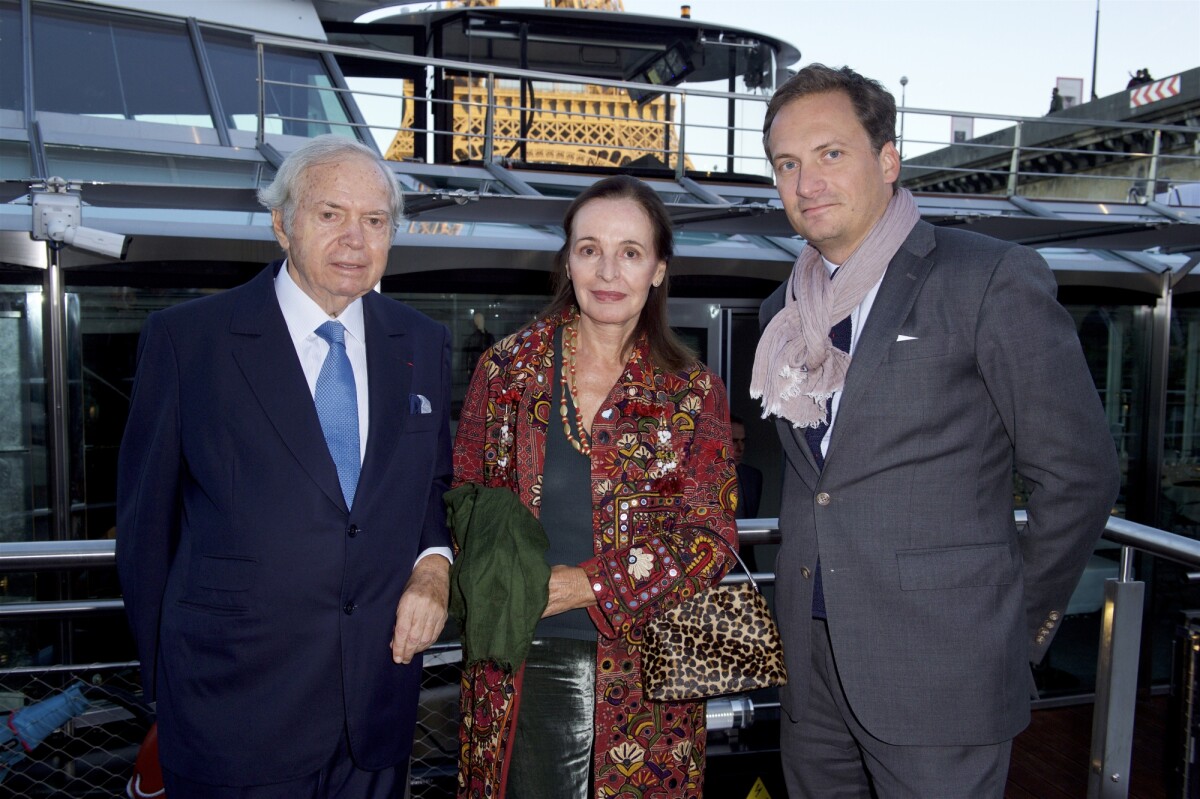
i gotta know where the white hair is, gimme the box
[257,135,403,237]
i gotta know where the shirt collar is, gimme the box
[274,260,366,345]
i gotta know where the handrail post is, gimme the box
[675,91,686,181]
[44,230,72,543]
[256,43,266,146]
[1144,128,1162,204]
[1006,121,1022,196]
[484,74,496,165]
[1086,547,1144,799]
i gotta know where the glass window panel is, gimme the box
[202,30,353,139]
[1007,302,1137,519]
[70,284,223,546]
[0,287,44,544]
[1148,301,1200,685]
[31,4,213,127]
[0,140,32,180]
[44,145,267,187]
[1163,305,1200,534]
[1069,303,1140,514]
[0,0,22,117]
[400,171,513,194]
[382,293,548,419]
[346,76,410,154]
[675,231,782,250]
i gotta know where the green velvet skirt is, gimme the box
[507,637,597,799]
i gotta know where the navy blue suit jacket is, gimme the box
[116,262,453,784]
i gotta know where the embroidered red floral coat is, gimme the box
[452,310,739,799]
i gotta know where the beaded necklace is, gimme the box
[559,321,591,455]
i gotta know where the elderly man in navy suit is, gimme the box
[117,135,452,798]
[753,65,1119,796]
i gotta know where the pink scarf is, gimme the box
[750,188,921,429]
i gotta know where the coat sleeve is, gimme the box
[583,370,740,640]
[115,312,183,701]
[975,245,1119,663]
[419,325,454,553]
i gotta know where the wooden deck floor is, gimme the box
[1006,694,1170,799]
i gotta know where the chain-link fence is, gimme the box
[410,646,462,799]
[0,652,464,799]
[0,663,149,798]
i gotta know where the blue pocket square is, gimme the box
[409,393,432,414]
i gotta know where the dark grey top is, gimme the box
[535,328,599,642]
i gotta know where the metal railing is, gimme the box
[249,35,1200,203]
[0,512,1188,798]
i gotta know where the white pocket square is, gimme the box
[409,393,432,414]
[896,334,918,342]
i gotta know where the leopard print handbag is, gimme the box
[642,537,788,702]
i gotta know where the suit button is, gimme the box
[347,524,358,538]
[801,567,812,579]
[1049,611,1061,621]
[816,492,831,506]
[343,601,356,615]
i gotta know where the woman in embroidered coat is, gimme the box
[453,176,739,799]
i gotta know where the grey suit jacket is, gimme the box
[762,221,1118,746]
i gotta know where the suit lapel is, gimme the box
[230,263,347,512]
[359,292,411,496]
[827,222,936,459]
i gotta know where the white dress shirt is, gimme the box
[275,262,451,565]
[820,256,884,459]
[275,262,370,463]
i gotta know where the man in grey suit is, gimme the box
[752,64,1119,796]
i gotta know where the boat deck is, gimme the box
[1007,694,1169,798]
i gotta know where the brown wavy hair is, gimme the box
[541,175,696,373]
[762,63,897,158]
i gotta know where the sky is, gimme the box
[621,0,1200,158]
[623,0,1199,110]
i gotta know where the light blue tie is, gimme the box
[314,321,360,509]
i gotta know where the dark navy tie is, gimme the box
[314,321,360,510]
[807,313,851,619]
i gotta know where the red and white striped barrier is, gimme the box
[1130,74,1181,108]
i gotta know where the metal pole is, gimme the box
[899,76,908,161]
[727,56,737,174]
[676,93,687,181]
[1138,272,1171,532]
[1006,122,1023,196]
[256,43,266,146]
[44,242,71,540]
[1090,0,1101,100]
[1086,567,1144,799]
[1145,128,1162,203]
[484,74,495,165]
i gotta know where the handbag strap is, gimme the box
[710,533,762,594]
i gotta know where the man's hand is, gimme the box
[391,554,450,664]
